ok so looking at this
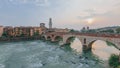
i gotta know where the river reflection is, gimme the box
[70,38,120,60]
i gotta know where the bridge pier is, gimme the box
[82,45,93,53]
[83,45,89,51]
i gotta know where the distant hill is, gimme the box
[97,26,120,30]
[84,26,120,34]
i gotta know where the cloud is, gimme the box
[77,3,120,20]
[77,9,109,20]
[35,0,49,6]
[8,0,49,6]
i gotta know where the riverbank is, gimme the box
[0,36,41,42]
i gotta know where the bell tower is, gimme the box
[49,18,52,29]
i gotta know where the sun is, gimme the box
[86,18,94,24]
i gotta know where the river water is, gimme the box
[0,38,119,68]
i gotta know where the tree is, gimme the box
[87,29,96,33]
[116,28,120,33]
[20,33,25,37]
[99,29,114,33]
[109,54,120,68]
[34,31,39,36]
[70,29,76,32]
[2,32,8,37]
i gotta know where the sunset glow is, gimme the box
[86,18,94,24]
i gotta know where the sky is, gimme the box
[0,0,120,30]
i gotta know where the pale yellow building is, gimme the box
[0,26,3,37]
[14,27,34,37]
[4,26,14,37]
[33,27,46,35]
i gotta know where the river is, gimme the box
[0,38,119,68]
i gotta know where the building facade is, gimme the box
[0,26,3,37]
[14,27,34,37]
[3,25,47,37]
[3,26,14,37]
[33,26,47,35]
[2,23,47,37]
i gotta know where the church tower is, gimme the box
[49,18,52,29]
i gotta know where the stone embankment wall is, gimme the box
[0,36,41,42]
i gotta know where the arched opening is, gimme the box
[66,36,75,44]
[88,40,119,60]
[47,36,51,41]
[54,36,63,42]
[70,38,83,53]
[88,40,97,51]
[51,34,54,37]
[41,36,46,40]
[88,40,118,51]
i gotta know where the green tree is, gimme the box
[20,33,25,37]
[87,29,96,33]
[34,31,39,36]
[70,29,76,32]
[70,29,79,33]
[100,29,114,33]
[116,28,120,33]
[109,54,120,68]
[107,29,114,33]
[2,32,8,37]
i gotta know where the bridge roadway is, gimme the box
[43,32,120,50]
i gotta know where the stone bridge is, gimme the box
[42,32,120,50]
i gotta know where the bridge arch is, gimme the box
[87,40,97,51]
[54,36,63,42]
[66,36,76,44]
[87,40,117,51]
[41,36,46,40]
[47,36,52,41]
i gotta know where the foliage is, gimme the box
[116,28,120,33]
[55,36,62,42]
[106,41,116,46]
[87,29,96,33]
[70,29,78,32]
[100,29,114,33]
[108,54,120,68]
[63,43,72,51]
[34,31,39,36]
[67,37,75,43]
[20,33,25,37]
[106,41,119,50]
[2,32,8,37]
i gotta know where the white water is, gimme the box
[0,40,104,68]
